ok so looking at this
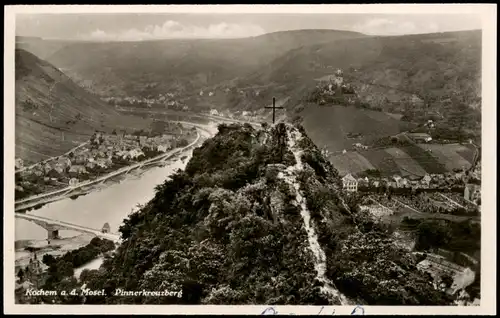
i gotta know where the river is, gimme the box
[15,154,193,241]
[14,122,219,275]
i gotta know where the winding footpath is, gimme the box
[277,124,350,305]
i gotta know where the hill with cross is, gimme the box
[43,122,454,305]
[16,28,481,177]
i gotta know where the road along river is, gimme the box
[15,123,218,270]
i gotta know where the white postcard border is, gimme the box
[4,4,497,315]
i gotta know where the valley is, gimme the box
[13,26,482,307]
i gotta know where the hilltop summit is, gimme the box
[56,122,453,305]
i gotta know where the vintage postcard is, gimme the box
[3,4,496,315]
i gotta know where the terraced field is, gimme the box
[359,149,401,176]
[417,143,475,171]
[384,147,428,177]
[329,142,475,178]
[399,144,447,174]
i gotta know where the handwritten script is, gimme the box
[260,305,365,315]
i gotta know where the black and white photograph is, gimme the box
[4,4,496,315]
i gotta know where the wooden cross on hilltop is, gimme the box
[265,97,284,124]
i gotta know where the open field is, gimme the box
[15,116,91,164]
[357,149,401,176]
[417,143,474,171]
[399,144,447,174]
[384,147,428,177]
[331,141,475,177]
[457,143,477,163]
[329,151,375,176]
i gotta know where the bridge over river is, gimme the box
[15,213,121,243]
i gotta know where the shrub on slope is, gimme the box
[66,123,452,305]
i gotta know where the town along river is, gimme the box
[15,153,194,268]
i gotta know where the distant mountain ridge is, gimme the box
[219,29,482,146]
[20,29,480,116]
[16,36,77,60]
[15,28,482,164]
[18,29,367,96]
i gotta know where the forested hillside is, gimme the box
[29,123,453,305]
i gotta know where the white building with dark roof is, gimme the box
[342,173,358,192]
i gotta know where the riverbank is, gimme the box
[14,120,223,293]
[15,127,207,212]
[15,233,96,273]
[15,138,201,267]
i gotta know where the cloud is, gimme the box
[354,18,441,36]
[83,20,266,41]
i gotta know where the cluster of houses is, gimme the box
[342,173,434,193]
[352,143,369,151]
[16,132,183,192]
[102,94,189,111]
[220,87,262,98]
[469,161,481,181]
[316,75,355,96]
[202,86,268,99]
[208,108,259,121]
[342,171,481,204]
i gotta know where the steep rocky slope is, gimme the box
[37,123,453,305]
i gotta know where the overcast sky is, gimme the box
[16,13,482,41]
